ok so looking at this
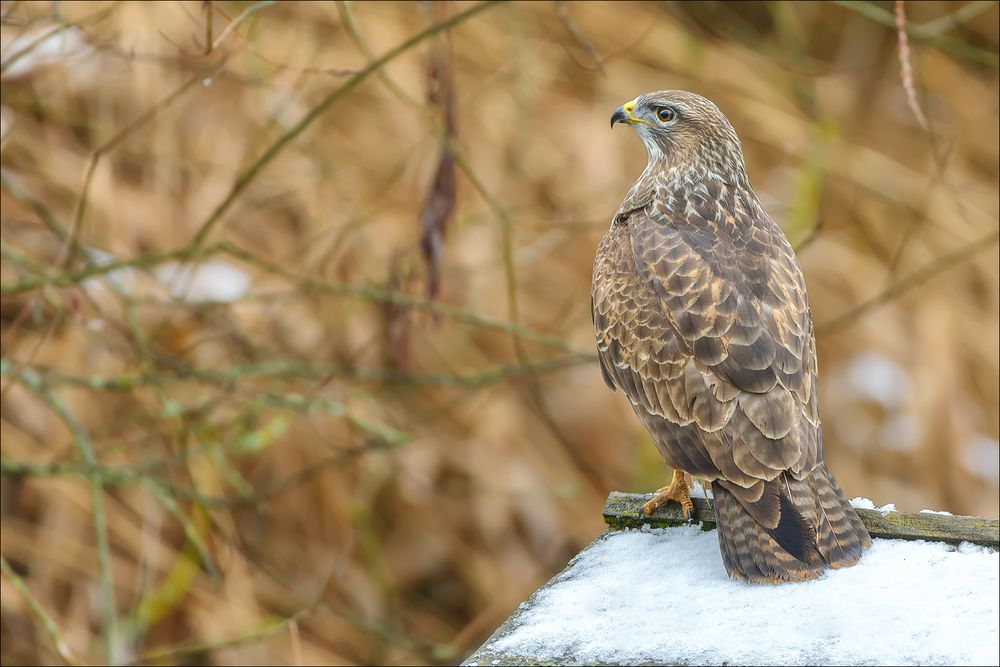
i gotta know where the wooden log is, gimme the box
[602,491,999,548]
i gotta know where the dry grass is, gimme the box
[1,1,997,664]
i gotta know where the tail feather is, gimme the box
[772,490,820,564]
[812,463,872,567]
[714,481,823,583]
[713,464,871,583]
[714,495,768,581]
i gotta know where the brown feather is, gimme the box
[592,90,871,583]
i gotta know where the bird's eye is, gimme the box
[656,107,676,123]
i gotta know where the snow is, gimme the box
[876,503,896,516]
[849,496,896,516]
[477,527,999,666]
[849,496,877,510]
[689,480,712,499]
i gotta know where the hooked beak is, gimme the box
[610,98,639,128]
[610,107,628,128]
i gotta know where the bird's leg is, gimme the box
[640,469,694,521]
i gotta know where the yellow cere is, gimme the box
[622,97,655,128]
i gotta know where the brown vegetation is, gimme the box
[1,1,997,664]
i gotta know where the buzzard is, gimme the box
[592,91,871,583]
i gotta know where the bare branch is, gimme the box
[190,0,503,247]
[818,228,999,335]
[895,1,929,131]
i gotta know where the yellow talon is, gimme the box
[641,469,694,520]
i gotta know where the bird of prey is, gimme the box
[592,90,871,583]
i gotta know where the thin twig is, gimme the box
[1,354,594,394]
[66,58,228,271]
[919,0,997,36]
[553,1,605,73]
[288,619,303,667]
[884,142,956,280]
[444,137,613,490]
[817,228,999,335]
[209,0,275,52]
[132,610,310,665]
[190,0,503,247]
[143,482,221,582]
[336,0,420,104]
[0,172,77,400]
[204,1,213,54]
[0,441,396,511]
[0,170,73,245]
[0,240,592,356]
[28,380,118,663]
[894,1,928,130]
[323,1,611,489]
[833,0,999,68]
[1,61,225,404]
[0,3,119,75]
[217,241,590,356]
[0,243,226,296]
[0,556,82,665]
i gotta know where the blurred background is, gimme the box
[1,1,997,664]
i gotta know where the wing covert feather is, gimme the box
[591,183,821,485]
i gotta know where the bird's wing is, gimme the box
[593,180,820,487]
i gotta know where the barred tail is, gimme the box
[712,465,871,584]
[802,463,872,568]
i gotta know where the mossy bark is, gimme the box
[603,491,999,548]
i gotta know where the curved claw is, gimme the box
[641,470,693,522]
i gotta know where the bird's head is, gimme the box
[611,90,745,172]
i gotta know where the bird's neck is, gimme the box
[618,153,755,219]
